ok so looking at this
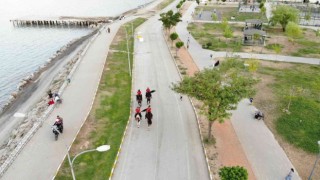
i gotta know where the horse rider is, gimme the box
[145,87,152,104]
[145,105,152,119]
[135,106,142,120]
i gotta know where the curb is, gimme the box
[0,27,100,178]
[161,28,213,180]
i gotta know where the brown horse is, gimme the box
[145,112,153,128]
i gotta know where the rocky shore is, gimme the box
[0,26,100,165]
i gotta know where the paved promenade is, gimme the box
[176,2,302,179]
[2,17,135,180]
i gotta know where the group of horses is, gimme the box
[135,91,153,128]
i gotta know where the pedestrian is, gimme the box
[107,27,110,33]
[285,168,294,180]
[249,97,253,104]
[180,94,183,101]
[48,90,53,99]
[67,77,71,84]
[210,54,213,60]
[187,44,189,49]
[187,36,190,43]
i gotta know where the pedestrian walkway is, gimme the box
[176,2,301,179]
[2,17,135,179]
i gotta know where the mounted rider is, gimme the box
[145,87,152,104]
[135,106,142,119]
[136,89,143,100]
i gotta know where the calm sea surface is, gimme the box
[0,0,151,108]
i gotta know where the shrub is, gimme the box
[219,166,248,180]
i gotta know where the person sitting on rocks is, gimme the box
[48,98,54,106]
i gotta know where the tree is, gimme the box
[196,0,200,5]
[172,58,257,140]
[176,4,181,9]
[269,5,299,32]
[219,166,248,180]
[175,41,184,55]
[285,21,302,41]
[170,32,179,46]
[159,10,182,34]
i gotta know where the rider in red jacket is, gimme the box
[135,107,142,119]
[146,87,151,93]
[146,105,151,113]
[137,89,142,95]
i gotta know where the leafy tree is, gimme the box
[219,166,248,180]
[269,5,299,32]
[175,41,184,55]
[259,2,264,9]
[176,4,181,9]
[159,10,182,34]
[222,0,226,2]
[175,41,184,49]
[285,21,302,40]
[170,32,179,46]
[172,58,257,140]
[196,0,200,5]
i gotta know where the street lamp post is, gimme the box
[68,145,111,180]
[308,141,320,180]
[125,27,132,77]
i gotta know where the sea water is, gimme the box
[0,0,151,108]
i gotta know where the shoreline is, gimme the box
[0,28,98,116]
[0,26,100,164]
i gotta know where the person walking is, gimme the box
[107,27,110,33]
[285,168,294,180]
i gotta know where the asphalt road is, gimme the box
[112,10,210,180]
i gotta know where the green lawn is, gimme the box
[55,18,146,180]
[258,64,320,153]
[195,6,268,22]
[188,22,320,58]
[188,22,242,51]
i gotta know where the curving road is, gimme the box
[112,5,210,180]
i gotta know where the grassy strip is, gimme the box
[55,18,146,180]
[156,0,176,10]
[258,64,320,153]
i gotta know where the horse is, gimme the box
[136,94,142,107]
[135,114,141,128]
[145,112,153,129]
[145,92,152,105]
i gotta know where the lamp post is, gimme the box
[124,26,132,77]
[67,145,111,180]
[308,141,320,180]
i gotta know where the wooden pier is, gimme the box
[10,16,115,27]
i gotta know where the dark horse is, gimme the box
[145,92,152,105]
[136,94,142,106]
[145,112,153,128]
